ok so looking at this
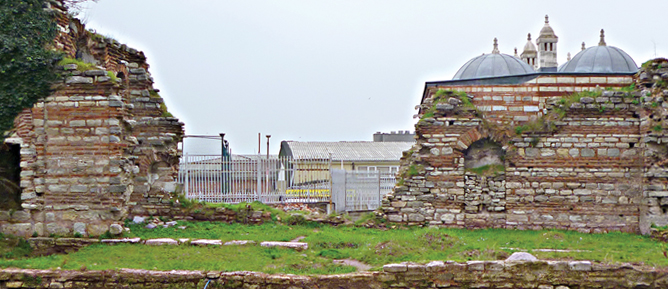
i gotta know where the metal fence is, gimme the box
[179,154,398,212]
[331,169,395,213]
[179,154,331,204]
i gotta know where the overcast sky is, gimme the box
[79,0,668,155]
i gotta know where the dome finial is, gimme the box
[527,33,532,41]
[545,15,549,24]
[492,38,500,54]
[598,29,606,46]
[567,52,571,61]
[581,42,586,51]
[514,47,518,57]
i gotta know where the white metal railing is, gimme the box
[179,154,332,204]
[331,170,397,213]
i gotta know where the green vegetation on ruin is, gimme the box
[403,164,424,178]
[465,164,505,176]
[514,118,555,135]
[2,223,668,274]
[57,58,119,83]
[148,90,175,118]
[513,90,612,136]
[172,200,301,223]
[57,57,98,71]
[0,0,61,139]
[419,89,474,121]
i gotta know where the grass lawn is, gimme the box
[1,220,667,275]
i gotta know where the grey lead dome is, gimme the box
[558,30,638,74]
[453,38,535,80]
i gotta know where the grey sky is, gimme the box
[80,0,668,155]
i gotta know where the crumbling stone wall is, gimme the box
[0,0,184,237]
[383,67,668,234]
[1,260,667,288]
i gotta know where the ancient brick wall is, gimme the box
[0,1,184,237]
[383,67,668,234]
[421,75,634,123]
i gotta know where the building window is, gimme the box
[357,166,399,174]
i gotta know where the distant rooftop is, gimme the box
[280,141,413,162]
[373,130,415,142]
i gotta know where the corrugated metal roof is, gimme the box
[283,141,414,161]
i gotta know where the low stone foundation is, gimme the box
[132,205,273,224]
[1,260,667,288]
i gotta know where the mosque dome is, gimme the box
[558,30,638,73]
[453,38,535,80]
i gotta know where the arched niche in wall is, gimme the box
[463,138,505,175]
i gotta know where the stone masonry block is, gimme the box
[66,76,94,84]
[581,148,595,157]
[108,185,127,193]
[69,120,86,127]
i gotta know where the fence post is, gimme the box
[328,154,333,207]
[256,157,261,201]
[377,171,381,210]
[183,152,189,199]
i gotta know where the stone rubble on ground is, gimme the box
[260,241,308,251]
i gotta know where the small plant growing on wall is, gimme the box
[403,164,424,178]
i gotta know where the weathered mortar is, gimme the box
[383,64,668,234]
[0,1,184,237]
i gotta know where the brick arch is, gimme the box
[454,127,487,152]
[454,125,510,152]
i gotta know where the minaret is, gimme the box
[536,15,558,72]
[492,37,500,54]
[520,33,538,70]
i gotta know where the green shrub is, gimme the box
[285,214,307,226]
[106,71,118,82]
[0,233,33,259]
[317,249,349,259]
[406,164,423,177]
[98,231,113,240]
[0,0,62,139]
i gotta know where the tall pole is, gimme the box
[266,135,271,197]
[220,133,227,194]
